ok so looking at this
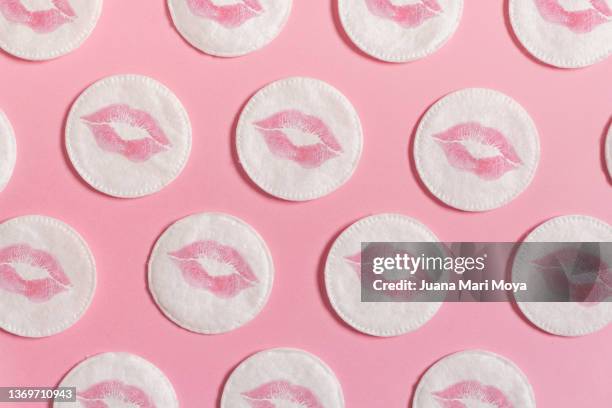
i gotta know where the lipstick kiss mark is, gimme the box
[432,380,513,408]
[78,380,156,408]
[365,0,442,28]
[0,0,76,33]
[254,110,343,169]
[534,0,611,33]
[186,0,263,28]
[81,104,172,163]
[242,380,324,408]
[433,122,523,181]
[169,240,258,298]
[0,244,70,302]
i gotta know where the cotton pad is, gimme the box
[66,74,192,198]
[0,215,95,338]
[414,88,540,212]
[148,212,274,334]
[509,0,612,68]
[0,110,16,193]
[236,77,363,201]
[606,123,611,180]
[221,348,344,408]
[168,0,292,57]
[325,213,441,336]
[513,215,612,336]
[54,352,178,408]
[0,0,103,60]
[413,350,536,408]
[338,0,463,62]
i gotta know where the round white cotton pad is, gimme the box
[413,350,536,408]
[338,0,463,62]
[513,215,612,336]
[168,0,292,57]
[221,348,344,408]
[324,213,441,337]
[509,0,612,68]
[236,77,363,201]
[0,110,16,193]
[0,0,103,60]
[414,88,540,212]
[148,212,274,334]
[66,74,192,198]
[0,215,95,338]
[54,352,178,408]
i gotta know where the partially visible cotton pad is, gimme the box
[338,0,463,62]
[54,352,178,408]
[168,0,292,57]
[0,215,96,338]
[148,212,274,334]
[509,0,612,68]
[221,348,345,408]
[66,74,192,198]
[606,122,611,180]
[513,215,612,336]
[413,350,536,408]
[237,77,363,201]
[0,110,16,193]
[414,88,540,211]
[325,213,442,336]
[0,0,103,60]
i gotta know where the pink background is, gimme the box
[1,1,611,407]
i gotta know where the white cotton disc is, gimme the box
[0,215,95,338]
[54,352,178,408]
[168,0,293,57]
[606,122,611,180]
[148,212,274,334]
[0,110,16,193]
[509,0,612,68]
[338,0,463,63]
[413,350,536,408]
[221,348,345,408]
[236,77,363,201]
[513,215,612,336]
[0,0,103,60]
[324,213,441,337]
[414,88,540,212]
[66,74,192,198]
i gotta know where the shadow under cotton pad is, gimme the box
[0,110,16,193]
[54,352,178,408]
[221,348,345,408]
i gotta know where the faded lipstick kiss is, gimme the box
[432,380,513,408]
[0,244,70,302]
[365,0,442,28]
[78,380,156,408]
[433,122,523,181]
[81,104,172,163]
[0,0,76,33]
[186,0,263,28]
[254,109,343,169]
[169,240,258,298]
[534,0,611,33]
[242,380,324,408]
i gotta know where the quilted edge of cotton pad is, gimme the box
[0,110,17,192]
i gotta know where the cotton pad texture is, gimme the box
[0,110,16,193]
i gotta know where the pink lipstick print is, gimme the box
[365,0,442,28]
[168,240,258,298]
[254,110,343,169]
[242,380,324,408]
[534,0,611,33]
[432,380,513,408]
[433,122,523,181]
[81,104,172,163]
[186,0,263,28]
[0,0,76,33]
[77,380,156,408]
[0,244,70,302]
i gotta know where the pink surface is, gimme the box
[0,1,611,407]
